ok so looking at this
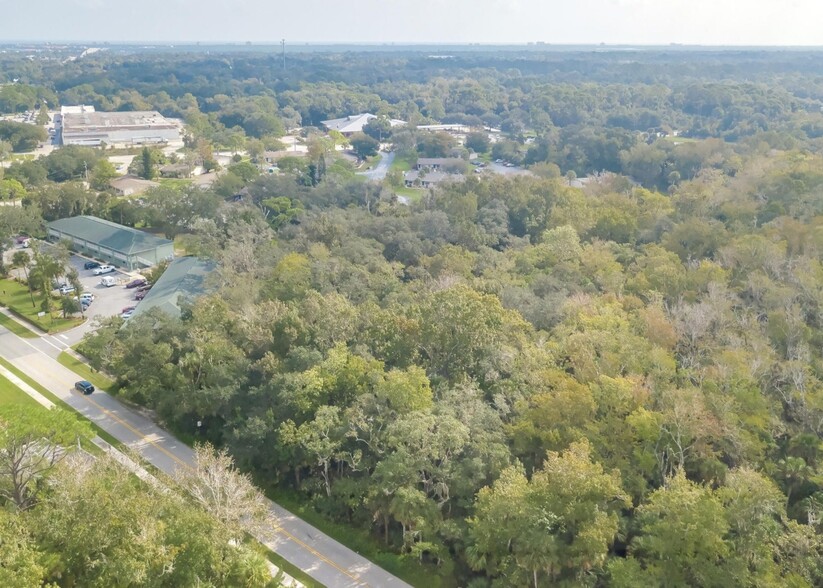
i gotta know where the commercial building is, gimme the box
[128,257,215,321]
[59,109,182,148]
[321,113,406,136]
[47,216,174,270]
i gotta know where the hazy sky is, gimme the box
[2,0,822,45]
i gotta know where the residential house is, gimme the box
[109,175,160,196]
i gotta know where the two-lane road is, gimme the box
[0,326,411,588]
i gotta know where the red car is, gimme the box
[135,290,148,301]
[125,278,147,289]
[121,306,136,314]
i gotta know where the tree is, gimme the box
[0,121,46,152]
[363,116,393,141]
[0,404,91,510]
[465,132,490,154]
[611,471,730,587]
[11,249,35,307]
[417,131,456,158]
[175,443,271,542]
[279,406,344,496]
[469,440,629,586]
[0,178,27,203]
[350,132,380,158]
[28,244,65,318]
[35,104,49,126]
[141,147,155,180]
[90,158,118,191]
[0,509,46,587]
[31,452,272,587]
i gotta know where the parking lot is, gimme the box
[66,254,143,328]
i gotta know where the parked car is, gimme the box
[58,285,75,295]
[74,380,94,395]
[125,278,147,289]
[79,292,94,302]
[100,276,117,287]
[83,261,101,270]
[136,284,152,293]
[120,310,135,320]
[135,290,148,301]
[121,306,136,314]
[93,265,115,275]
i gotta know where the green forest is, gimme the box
[5,46,823,586]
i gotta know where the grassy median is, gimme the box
[57,351,118,393]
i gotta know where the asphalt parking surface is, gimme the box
[67,254,143,324]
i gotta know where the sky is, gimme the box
[1,0,822,46]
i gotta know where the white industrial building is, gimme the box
[58,108,182,148]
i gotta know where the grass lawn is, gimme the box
[57,352,117,393]
[268,487,454,588]
[0,311,38,337]
[158,177,194,188]
[0,373,41,406]
[394,185,424,204]
[389,152,416,173]
[0,278,83,334]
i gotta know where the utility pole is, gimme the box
[281,39,286,70]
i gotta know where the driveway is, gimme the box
[358,150,395,181]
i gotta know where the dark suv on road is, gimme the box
[74,380,95,395]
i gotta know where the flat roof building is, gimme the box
[60,110,182,148]
[47,216,174,270]
[128,257,215,321]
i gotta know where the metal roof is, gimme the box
[321,113,406,134]
[47,216,172,255]
[129,257,215,321]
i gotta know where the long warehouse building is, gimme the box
[47,216,174,270]
[59,110,182,148]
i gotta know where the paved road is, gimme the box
[358,151,395,181]
[0,324,411,588]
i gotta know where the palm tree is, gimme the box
[66,267,84,319]
[30,245,63,320]
[11,250,35,307]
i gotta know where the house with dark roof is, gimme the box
[127,257,215,321]
[47,216,174,270]
[403,170,465,188]
[415,157,464,171]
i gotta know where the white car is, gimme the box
[58,285,75,295]
[93,265,115,275]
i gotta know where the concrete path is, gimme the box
[358,151,395,181]
[0,326,411,588]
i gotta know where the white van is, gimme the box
[100,276,117,287]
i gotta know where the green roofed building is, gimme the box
[128,257,215,322]
[47,216,174,270]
